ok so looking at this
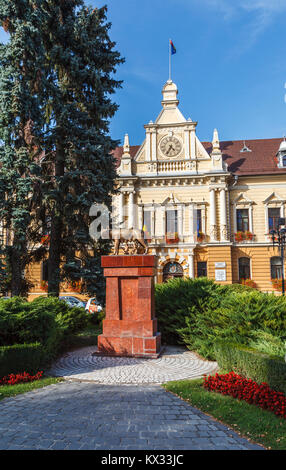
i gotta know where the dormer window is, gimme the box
[277,139,286,168]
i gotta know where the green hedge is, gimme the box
[0,343,44,377]
[214,340,286,394]
[155,278,286,359]
[0,296,91,368]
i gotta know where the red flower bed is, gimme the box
[0,371,43,386]
[203,372,286,419]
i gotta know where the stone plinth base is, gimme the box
[98,255,161,358]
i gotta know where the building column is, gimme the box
[178,205,183,239]
[220,188,228,241]
[151,131,157,161]
[190,130,196,159]
[249,205,253,233]
[161,206,166,238]
[138,205,143,231]
[118,192,124,226]
[210,188,217,242]
[189,204,195,243]
[146,131,151,161]
[184,130,190,160]
[151,207,155,238]
[188,251,194,279]
[128,191,135,229]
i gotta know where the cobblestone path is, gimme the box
[0,382,263,450]
[48,346,218,384]
[0,346,263,450]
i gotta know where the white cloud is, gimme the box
[175,0,286,53]
[195,0,286,16]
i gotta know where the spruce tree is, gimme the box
[0,1,47,296]
[0,1,122,298]
[40,2,123,297]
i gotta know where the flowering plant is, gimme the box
[40,280,48,292]
[0,371,43,386]
[166,232,179,244]
[234,231,244,242]
[197,231,205,242]
[235,231,254,242]
[143,230,152,242]
[240,278,256,288]
[268,232,279,242]
[203,372,286,419]
[41,234,50,246]
[68,280,83,293]
[245,231,254,241]
[272,279,283,292]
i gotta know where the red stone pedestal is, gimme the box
[97,255,162,358]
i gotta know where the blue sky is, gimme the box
[1,0,286,147]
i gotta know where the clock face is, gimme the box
[160,136,182,158]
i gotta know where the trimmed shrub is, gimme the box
[249,330,285,358]
[0,296,90,363]
[0,343,44,377]
[155,277,217,345]
[155,278,286,359]
[214,340,286,394]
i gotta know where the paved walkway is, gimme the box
[0,382,262,450]
[48,346,218,384]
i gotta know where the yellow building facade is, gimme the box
[27,79,286,299]
[111,80,286,293]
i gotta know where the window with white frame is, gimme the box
[143,210,152,239]
[268,207,281,231]
[270,257,283,279]
[166,210,178,235]
[236,209,249,232]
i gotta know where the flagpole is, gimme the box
[169,39,171,81]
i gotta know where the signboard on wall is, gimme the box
[215,269,227,281]
[215,262,226,268]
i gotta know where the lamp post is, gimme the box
[269,218,286,296]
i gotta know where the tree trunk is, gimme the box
[47,148,64,297]
[48,213,62,297]
[10,247,24,297]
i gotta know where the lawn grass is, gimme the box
[163,378,286,450]
[0,377,63,401]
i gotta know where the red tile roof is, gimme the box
[113,138,286,176]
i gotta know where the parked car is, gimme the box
[59,296,86,309]
[85,297,103,314]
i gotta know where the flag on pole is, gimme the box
[170,40,177,55]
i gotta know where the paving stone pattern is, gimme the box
[48,346,218,384]
[0,382,263,450]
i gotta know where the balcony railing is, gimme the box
[157,160,195,173]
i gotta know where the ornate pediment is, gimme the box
[263,192,286,205]
[233,193,254,206]
[161,193,183,205]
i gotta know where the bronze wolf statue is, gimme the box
[105,228,148,255]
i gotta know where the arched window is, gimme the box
[238,257,250,280]
[270,257,283,279]
[163,262,183,283]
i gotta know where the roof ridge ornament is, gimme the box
[240,141,252,153]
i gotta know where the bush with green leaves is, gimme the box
[0,296,90,362]
[0,343,44,377]
[155,278,286,360]
[214,340,286,394]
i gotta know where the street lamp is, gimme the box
[269,218,286,296]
